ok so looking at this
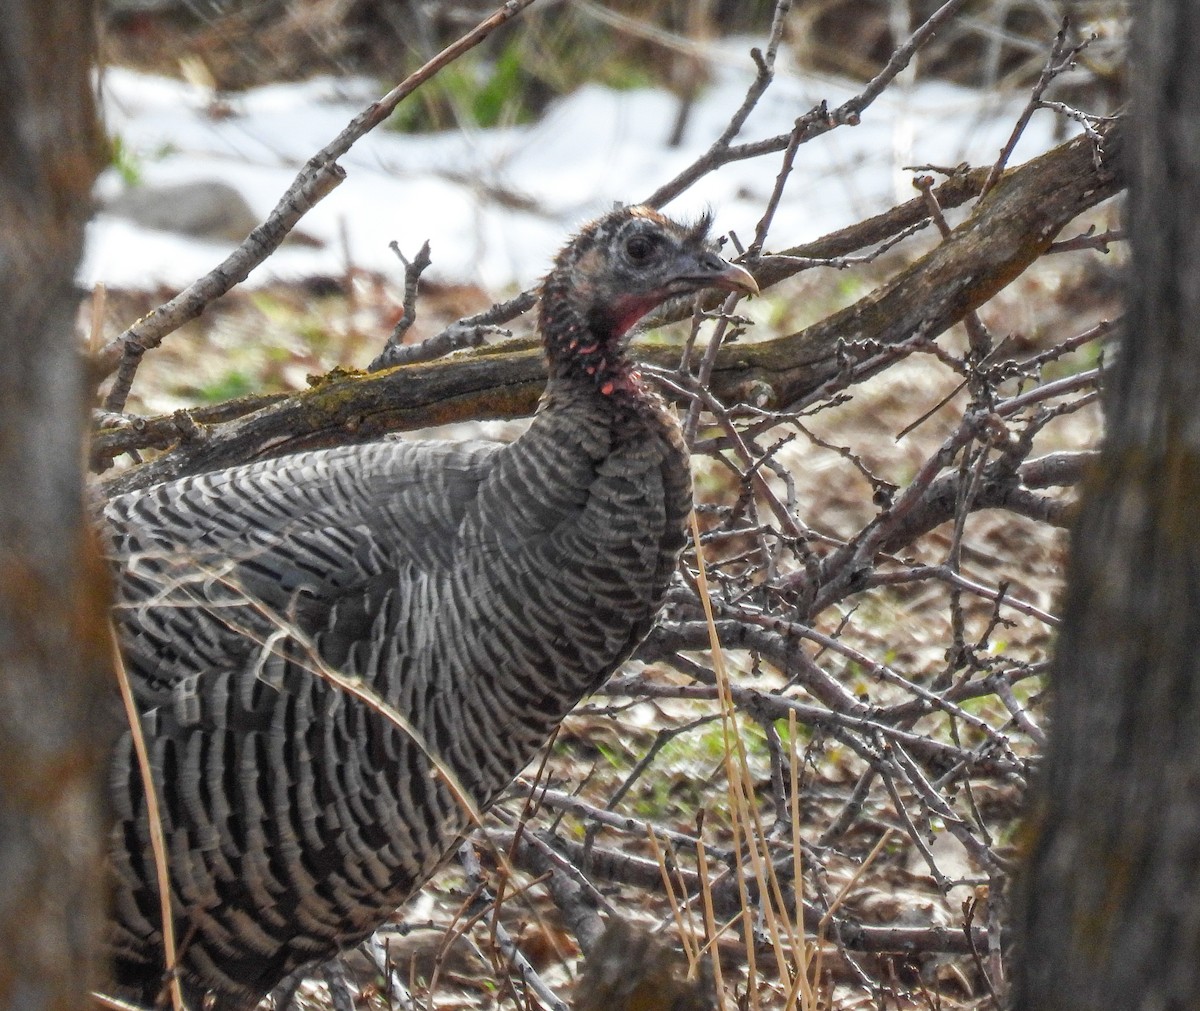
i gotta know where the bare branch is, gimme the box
[645,0,972,209]
[370,290,538,371]
[96,121,1123,493]
[97,0,540,413]
[367,240,434,371]
[981,17,1096,197]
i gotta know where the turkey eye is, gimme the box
[625,235,654,262]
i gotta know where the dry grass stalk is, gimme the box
[108,624,185,1011]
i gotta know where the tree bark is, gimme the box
[0,3,110,1008]
[1014,5,1200,1009]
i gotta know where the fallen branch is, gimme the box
[98,120,1124,496]
[495,828,990,956]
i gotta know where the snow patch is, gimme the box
[84,59,1069,293]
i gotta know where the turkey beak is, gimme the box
[712,260,759,296]
[682,251,759,297]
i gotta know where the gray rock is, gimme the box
[103,179,258,241]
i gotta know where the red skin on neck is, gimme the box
[610,293,664,340]
[596,293,664,396]
[542,291,666,396]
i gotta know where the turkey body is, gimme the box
[100,206,755,1009]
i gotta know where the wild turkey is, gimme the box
[101,205,757,1010]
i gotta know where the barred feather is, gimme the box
[101,206,753,1009]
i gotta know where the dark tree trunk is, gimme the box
[0,2,110,1008]
[1014,5,1200,1009]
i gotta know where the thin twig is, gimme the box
[368,240,433,370]
[747,107,813,258]
[645,0,792,208]
[646,0,971,208]
[371,290,537,370]
[1046,226,1125,254]
[915,173,992,356]
[980,17,1094,198]
[458,843,570,1011]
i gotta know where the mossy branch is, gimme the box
[97,120,1123,497]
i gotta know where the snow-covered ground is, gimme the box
[84,47,1069,293]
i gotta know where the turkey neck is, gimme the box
[529,265,691,586]
[403,286,692,804]
[539,263,643,398]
